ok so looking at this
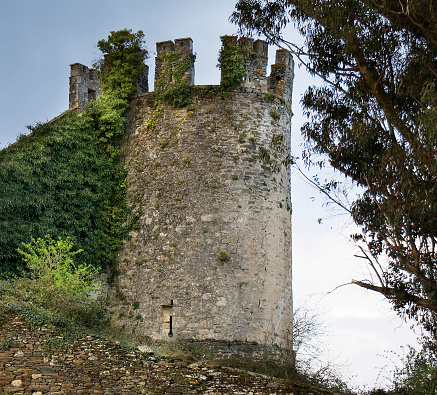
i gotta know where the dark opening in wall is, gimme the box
[168,316,173,337]
[161,300,174,338]
[88,89,96,101]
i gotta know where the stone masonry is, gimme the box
[69,64,101,111]
[69,62,149,111]
[0,311,333,394]
[68,37,294,352]
[105,37,294,351]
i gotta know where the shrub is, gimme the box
[16,235,100,316]
[217,250,229,261]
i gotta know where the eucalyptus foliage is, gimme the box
[232,1,437,331]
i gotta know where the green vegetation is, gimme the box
[381,346,437,394]
[96,29,148,102]
[16,235,99,307]
[0,29,147,274]
[0,109,127,273]
[155,50,196,108]
[182,156,191,167]
[270,109,280,121]
[217,35,253,91]
[1,235,104,329]
[217,250,229,262]
[258,134,293,172]
[145,104,164,133]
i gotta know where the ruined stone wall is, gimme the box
[69,63,102,111]
[108,38,294,349]
[69,62,149,111]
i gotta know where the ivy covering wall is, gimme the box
[0,29,147,274]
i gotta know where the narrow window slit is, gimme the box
[168,315,173,337]
[161,300,174,337]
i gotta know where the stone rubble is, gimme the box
[1,314,332,394]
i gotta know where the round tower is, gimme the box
[110,37,294,352]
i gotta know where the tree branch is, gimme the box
[352,279,437,313]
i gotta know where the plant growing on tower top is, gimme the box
[96,29,148,101]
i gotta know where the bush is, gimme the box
[384,346,437,395]
[8,235,105,326]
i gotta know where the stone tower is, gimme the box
[69,37,294,352]
[108,37,294,351]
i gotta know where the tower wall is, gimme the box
[109,38,294,350]
[154,38,195,91]
[240,37,269,92]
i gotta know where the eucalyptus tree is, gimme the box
[232,0,437,333]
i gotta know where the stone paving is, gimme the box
[0,313,333,394]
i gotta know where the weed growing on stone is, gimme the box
[270,109,281,121]
[217,250,229,262]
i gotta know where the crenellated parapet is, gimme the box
[269,49,294,107]
[136,65,150,95]
[69,62,149,112]
[238,37,269,92]
[218,36,294,104]
[69,37,293,111]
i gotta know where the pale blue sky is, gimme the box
[0,0,236,146]
[0,0,418,388]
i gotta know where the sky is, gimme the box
[0,0,419,389]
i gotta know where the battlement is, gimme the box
[69,36,294,111]
[219,36,294,105]
[155,38,195,89]
[269,49,294,106]
[69,62,149,111]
